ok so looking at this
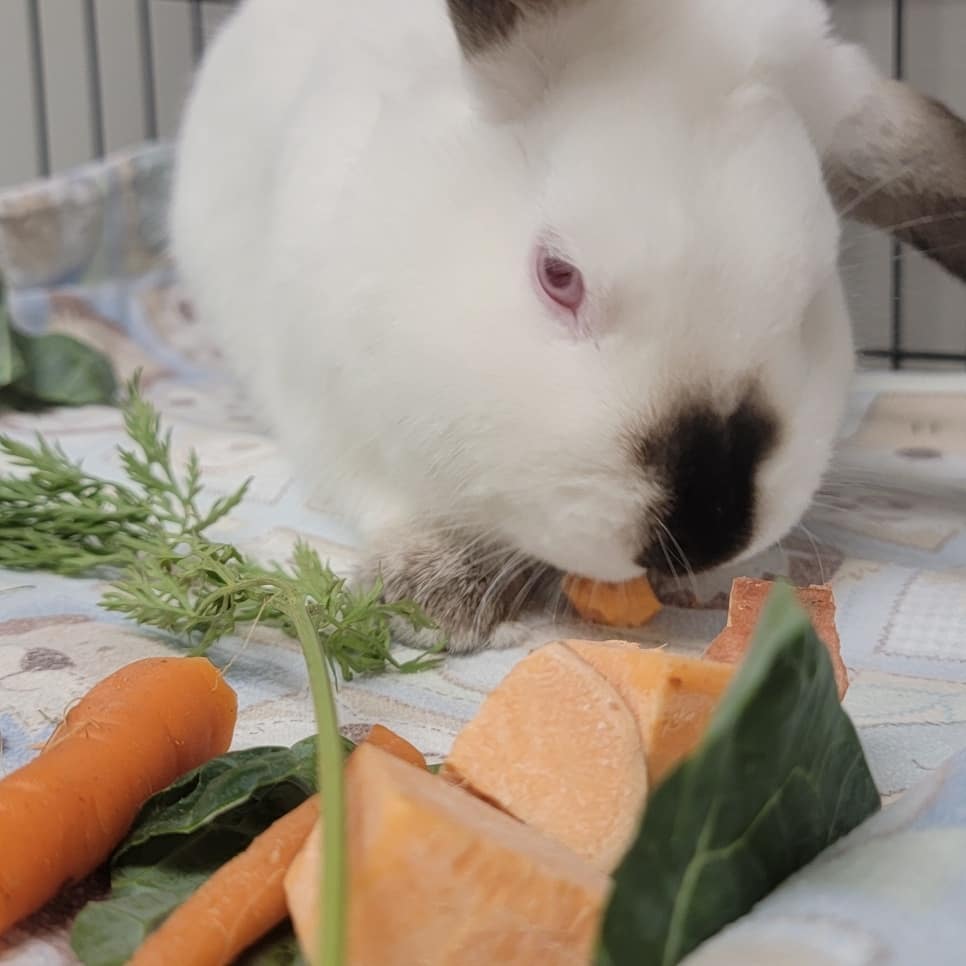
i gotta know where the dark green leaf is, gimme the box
[71,739,328,966]
[11,331,116,405]
[0,299,25,388]
[0,385,48,411]
[115,740,318,863]
[70,823,254,966]
[238,923,306,965]
[599,584,880,966]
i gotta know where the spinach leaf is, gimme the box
[10,331,116,406]
[0,299,25,387]
[0,279,117,409]
[70,823,255,966]
[239,923,306,966]
[0,276,116,407]
[599,584,880,966]
[70,736,335,966]
[115,737,319,861]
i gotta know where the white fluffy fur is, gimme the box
[171,0,880,586]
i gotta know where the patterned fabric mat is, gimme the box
[1,147,965,965]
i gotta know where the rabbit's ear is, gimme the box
[446,0,590,116]
[447,0,577,57]
[824,78,966,282]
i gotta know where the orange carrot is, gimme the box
[362,724,428,770]
[126,724,427,965]
[130,795,320,966]
[0,656,237,935]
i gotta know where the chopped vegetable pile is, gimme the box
[0,584,879,966]
[0,372,881,966]
[0,375,441,966]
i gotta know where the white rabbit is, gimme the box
[171,0,966,652]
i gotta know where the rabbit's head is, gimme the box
[320,0,964,586]
[173,0,966,647]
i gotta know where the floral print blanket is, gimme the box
[1,146,965,965]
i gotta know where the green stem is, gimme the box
[287,592,347,966]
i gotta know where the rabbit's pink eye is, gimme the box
[537,249,584,311]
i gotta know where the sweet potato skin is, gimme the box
[705,578,848,698]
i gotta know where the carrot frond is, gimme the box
[0,374,442,680]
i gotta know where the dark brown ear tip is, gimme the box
[825,80,966,285]
[898,219,966,284]
[447,0,522,55]
[924,95,966,146]
[447,0,581,56]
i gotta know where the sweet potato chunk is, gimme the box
[705,578,848,698]
[562,574,662,627]
[564,641,735,785]
[440,642,648,872]
[362,724,428,770]
[285,744,610,966]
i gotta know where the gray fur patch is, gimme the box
[446,0,578,56]
[356,529,561,654]
[447,0,521,55]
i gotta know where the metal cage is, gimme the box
[853,0,964,371]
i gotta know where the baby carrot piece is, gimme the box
[130,796,321,966]
[127,724,426,966]
[0,656,237,936]
[563,573,663,627]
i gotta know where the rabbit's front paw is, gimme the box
[356,529,559,654]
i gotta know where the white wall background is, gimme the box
[0,0,963,361]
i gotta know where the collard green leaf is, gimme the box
[599,584,880,966]
[11,330,116,405]
[71,738,327,966]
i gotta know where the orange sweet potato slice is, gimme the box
[564,641,735,785]
[562,574,662,627]
[440,642,648,872]
[285,744,610,966]
[705,578,848,699]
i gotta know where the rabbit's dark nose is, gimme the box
[635,396,778,574]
